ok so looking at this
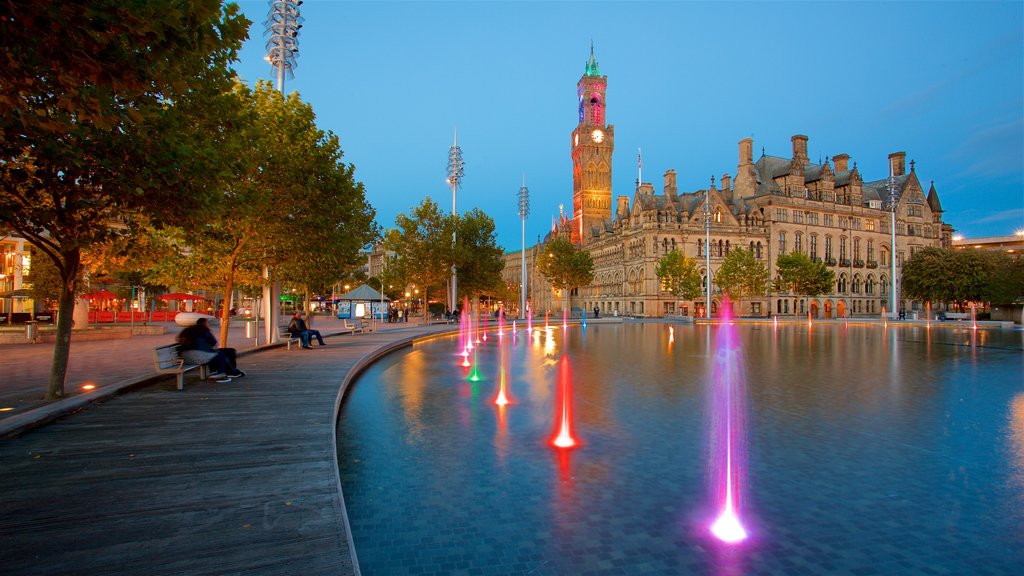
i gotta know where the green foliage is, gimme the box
[0,1,249,398]
[454,209,506,299]
[384,198,457,319]
[715,248,769,299]
[537,237,595,307]
[655,249,703,301]
[902,247,1024,307]
[773,251,834,298]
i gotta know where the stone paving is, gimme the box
[0,318,450,575]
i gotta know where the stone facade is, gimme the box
[503,51,951,318]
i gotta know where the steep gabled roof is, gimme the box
[926,181,943,212]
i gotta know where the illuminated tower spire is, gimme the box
[571,43,613,246]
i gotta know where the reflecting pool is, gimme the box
[337,323,1024,575]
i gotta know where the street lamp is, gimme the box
[262,0,303,343]
[446,129,465,312]
[704,176,712,318]
[518,175,530,318]
[887,172,898,318]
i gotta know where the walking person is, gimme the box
[176,318,244,383]
[288,310,325,349]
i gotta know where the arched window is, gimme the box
[779,232,787,254]
[824,235,833,259]
[866,276,874,295]
[809,235,818,259]
[756,241,762,259]
[697,239,703,257]
[880,275,888,296]
[750,241,755,253]
[838,273,847,293]
[717,240,724,257]
[671,238,676,251]
[725,240,730,255]
[795,232,803,253]
[852,274,861,294]
[714,208,723,223]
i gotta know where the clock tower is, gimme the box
[571,44,614,246]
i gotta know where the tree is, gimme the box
[903,247,1024,310]
[0,2,248,398]
[537,237,595,312]
[384,198,456,323]
[773,251,834,300]
[715,247,769,300]
[655,249,704,303]
[453,209,505,302]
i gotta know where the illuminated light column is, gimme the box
[705,177,712,318]
[518,176,530,318]
[262,0,303,343]
[447,130,465,312]
[551,355,577,449]
[887,172,898,319]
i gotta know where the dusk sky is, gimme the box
[232,1,1023,249]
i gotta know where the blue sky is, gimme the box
[232,1,1023,248]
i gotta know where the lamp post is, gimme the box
[262,0,303,343]
[446,130,465,313]
[518,175,530,318]
[887,172,898,318]
[704,177,712,318]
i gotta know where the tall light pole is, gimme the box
[446,129,464,312]
[261,0,302,342]
[887,171,898,318]
[518,175,530,317]
[705,177,712,318]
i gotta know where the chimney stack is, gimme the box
[721,173,731,191]
[791,134,809,163]
[663,169,677,196]
[739,138,753,165]
[616,196,630,219]
[888,151,906,177]
[832,154,849,173]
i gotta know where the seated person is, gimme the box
[288,311,325,349]
[176,318,244,382]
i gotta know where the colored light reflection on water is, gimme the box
[551,355,577,449]
[338,323,1024,575]
[708,302,749,544]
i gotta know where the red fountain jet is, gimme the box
[551,355,577,449]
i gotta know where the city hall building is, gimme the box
[503,49,952,318]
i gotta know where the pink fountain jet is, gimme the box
[708,298,749,544]
[551,355,577,449]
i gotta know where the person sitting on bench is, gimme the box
[176,318,245,382]
[288,311,325,349]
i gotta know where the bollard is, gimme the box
[245,320,255,339]
[25,320,38,342]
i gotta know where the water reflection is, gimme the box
[339,324,1024,575]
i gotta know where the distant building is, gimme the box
[503,47,950,318]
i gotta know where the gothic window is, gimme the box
[852,274,861,294]
[809,235,818,259]
[779,232,787,254]
[590,93,603,125]
[715,208,723,223]
[838,274,847,293]
[697,239,703,257]
[663,239,668,253]
[866,276,874,295]
[867,240,874,262]
[717,240,724,257]
[880,276,888,296]
[671,238,676,251]
[725,240,730,255]
[756,242,762,259]
[794,232,802,253]
[749,241,755,253]
[854,238,861,261]
[825,236,833,260]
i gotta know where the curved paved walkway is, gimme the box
[0,322,453,575]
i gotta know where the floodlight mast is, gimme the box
[446,129,465,312]
[518,176,530,317]
[261,0,303,342]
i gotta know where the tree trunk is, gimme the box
[218,274,234,347]
[47,248,81,399]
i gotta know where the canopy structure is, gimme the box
[334,285,389,302]
[334,284,389,319]
[157,292,204,302]
[82,289,117,300]
[0,288,32,298]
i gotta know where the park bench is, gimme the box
[942,312,970,321]
[153,343,209,391]
[343,318,365,333]
[277,325,301,350]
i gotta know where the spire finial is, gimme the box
[910,159,916,172]
[585,41,600,76]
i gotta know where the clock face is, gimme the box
[591,129,605,143]
[574,133,579,146]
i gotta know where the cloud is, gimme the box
[969,208,1024,225]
